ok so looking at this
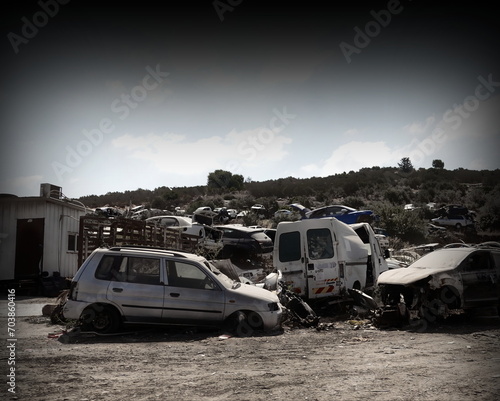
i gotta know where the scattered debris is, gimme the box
[50,289,69,324]
[278,282,319,327]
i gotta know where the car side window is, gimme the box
[223,229,238,238]
[279,231,301,262]
[464,251,492,272]
[127,257,161,284]
[95,255,160,285]
[166,260,217,290]
[161,218,178,227]
[492,253,500,270]
[95,255,119,280]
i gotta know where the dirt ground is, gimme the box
[2,296,500,401]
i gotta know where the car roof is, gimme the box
[146,215,192,224]
[313,205,357,212]
[409,247,475,267]
[94,246,207,261]
[215,224,265,233]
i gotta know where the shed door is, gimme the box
[15,218,45,279]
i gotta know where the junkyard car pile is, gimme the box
[431,204,476,230]
[62,200,500,335]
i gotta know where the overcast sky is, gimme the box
[1,1,499,198]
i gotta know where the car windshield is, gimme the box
[204,261,236,289]
[339,205,356,212]
[251,232,271,242]
[408,249,471,270]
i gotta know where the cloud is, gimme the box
[112,127,293,176]
[302,141,403,177]
[403,116,435,135]
[398,95,500,170]
[344,128,358,137]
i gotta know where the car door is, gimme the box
[304,222,342,299]
[460,250,499,308]
[103,254,165,323]
[162,259,226,325]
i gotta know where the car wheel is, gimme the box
[225,311,263,336]
[455,223,462,229]
[81,305,120,334]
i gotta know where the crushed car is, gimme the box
[376,244,500,324]
[290,203,377,224]
[431,215,475,230]
[214,224,274,261]
[146,215,223,254]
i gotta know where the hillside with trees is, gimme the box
[78,162,500,245]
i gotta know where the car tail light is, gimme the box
[268,302,280,311]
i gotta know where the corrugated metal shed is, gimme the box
[0,195,87,281]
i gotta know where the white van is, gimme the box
[273,218,388,301]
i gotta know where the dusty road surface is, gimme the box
[2,297,500,401]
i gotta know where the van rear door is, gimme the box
[303,220,342,299]
[274,222,307,296]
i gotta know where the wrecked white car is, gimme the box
[377,246,500,322]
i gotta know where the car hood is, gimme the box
[378,266,454,285]
[378,248,472,285]
[228,282,279,304]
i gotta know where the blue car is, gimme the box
[290,204,376,224]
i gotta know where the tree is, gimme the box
[207,170,244,192]
[432,159,445,169]
[151,196,167,210]
[398,157,414,173]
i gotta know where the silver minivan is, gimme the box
[63,246,282,334]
